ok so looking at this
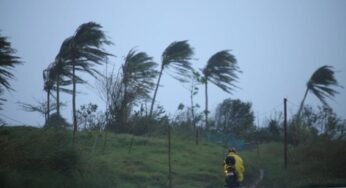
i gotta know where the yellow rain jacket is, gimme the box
[223,151,245,182]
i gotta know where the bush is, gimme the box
[44,113,71,129]
[129,116,168,136]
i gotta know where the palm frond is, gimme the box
[203,50,241,93]
[74,22,112,47]
[122,48,158,100]
[0,33,22,90]
[162,40,194,82]
[56,22,113,85]
[307,65,342,106]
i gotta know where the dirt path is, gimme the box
[248,169,264,188]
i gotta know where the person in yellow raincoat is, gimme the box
[223,147,245,186]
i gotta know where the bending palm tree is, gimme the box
[59,22,112,141]
[149,40,194,117]
[120,48,158,125]
[202,50,241,127]
[121,49,158,153]
[297,65,342,119]
[51,55,86,116]
[0,33,22,109]
[45,58,86,117]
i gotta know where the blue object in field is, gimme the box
[206,130,245,150]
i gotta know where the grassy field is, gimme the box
[1,126,345,188]
[242,142,346,188]
[0,126,252,188]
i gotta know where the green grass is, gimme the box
[0,126,240,188]
[241,142,346,188]
[3,126,344,188]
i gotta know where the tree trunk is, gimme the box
[297,87,309,119]
[121,81,128,127]
[46,90,50,122]
[149,67,164,118]
[204,80,209,128]
[56,76,60,116]
[190,84,198,145]
[190,83,196,129]
[72,63,77,143]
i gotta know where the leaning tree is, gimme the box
[149,40,194,117]
[57,22,112,142]
[117,48,158,128]
[201,50,241,127]
[297,65,342,119]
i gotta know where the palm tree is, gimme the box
[43,60,81,119]
[297,65,342,118]
[43,67,54,120]
[149,40,194,117]
[50,56,86,116]
[120,48,158,125]
[58,22,112,141]
[202,50,241,127]
[0,33,22,109]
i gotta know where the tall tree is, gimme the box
[50,56,86,116]
[58,22,112,142]
[43,60,83,120]
[202,50,241,127]
[0,33,22,109]
[119,49,158,126]
[149,40,194,117]
[297,65,342,118]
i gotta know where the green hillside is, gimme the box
[1,126,346,188]
[0,126,255,188]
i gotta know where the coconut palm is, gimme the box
[202,50,241,127]
[50,56,86,116]
[58,22,112,141]
[0,33,22,110]
[149,40,194,117]
[119,48,158,125]
[297,65,342,118]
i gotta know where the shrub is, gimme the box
[44,113,71,129]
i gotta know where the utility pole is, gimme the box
[284,98,288,169]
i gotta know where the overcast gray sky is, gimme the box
[1,0,345,126]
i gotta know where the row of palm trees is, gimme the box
[42,22,242,138]
[0,22,342,134]
[39,21,342,141]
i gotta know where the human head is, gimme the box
[228,147,236,153]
